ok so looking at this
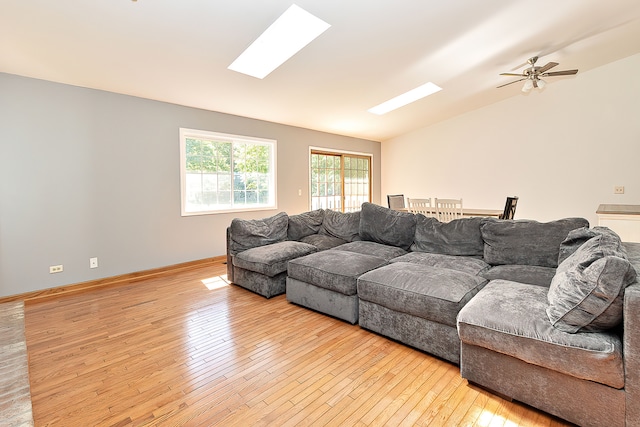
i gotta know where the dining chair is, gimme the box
[387,194,405,210]
[407,198,434,216]
[435,198,463,222]
[499,196,519,219]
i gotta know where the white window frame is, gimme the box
[180,128,277,216]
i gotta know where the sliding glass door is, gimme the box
[310,150,371,212]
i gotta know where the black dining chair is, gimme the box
[499,196,518,219]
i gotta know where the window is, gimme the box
[180,128,276,215]
[310,149,371,212]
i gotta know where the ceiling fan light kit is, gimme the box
[522,79,534,92]
[499,56,578,93]
[521,76,547,92]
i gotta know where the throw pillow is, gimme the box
[358,202,416,251]
[410,215,484,256]
[480,217,589,267]
[318,209,361,242]
[546,227,637,333]
[287,209,325,241]
[557,226,597,265]
[229,212,289,253]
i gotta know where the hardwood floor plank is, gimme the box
[23,260,573,426]
[318,349,422,425]
[439,379,478,426]
[365,357,438,426]
[475,394,504,427]
[348,353,425,424]
[456,395,485,427]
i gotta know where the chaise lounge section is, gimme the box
[458,227,640,427]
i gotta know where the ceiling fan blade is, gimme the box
[499,73,525,77]
[543,69,578,76]
[537,62,559,73]
[497,78,526,88]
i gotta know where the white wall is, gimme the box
[0,73,380,297]
[382,53,640,225]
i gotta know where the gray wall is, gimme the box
[0,73,381,297]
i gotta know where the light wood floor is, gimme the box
[24,260,572,426]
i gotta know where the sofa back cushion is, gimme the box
[318,209,361,242]
[229,212,289,253]
[547,227,636,333]
[287,209,325,241]
[358,202,416,251]
[410,216,484,256]
[480,217,589,267]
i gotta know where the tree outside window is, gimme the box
[180,129,276,215]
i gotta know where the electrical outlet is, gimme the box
[90,257,98,269]
[614,186,625,194]
[49,265,63,274]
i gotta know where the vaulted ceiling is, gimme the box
[2,1,640,141]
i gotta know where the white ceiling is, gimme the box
[2,0,640,141]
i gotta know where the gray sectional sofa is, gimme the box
[226,202,640,427]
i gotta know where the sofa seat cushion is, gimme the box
[288,250,387,296]
[357,262,488,327]
[457,280,624,389]
[332,241,407,261]
[233,241,317,277]
[390,252,489,276]
[481,265,556,287]
[480,217,589,267]
[299,234,347,251]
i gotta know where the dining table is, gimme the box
[396,207,503,218]
[459,208,503,218]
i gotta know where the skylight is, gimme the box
[368,82,442,115]
[228,4,331,79]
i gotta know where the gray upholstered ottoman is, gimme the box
[357,261,487,363]
[286,249,388,324]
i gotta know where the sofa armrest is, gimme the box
[624,283,640,426]
[226,227,235,283]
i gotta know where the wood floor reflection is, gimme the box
[24,259,571,426]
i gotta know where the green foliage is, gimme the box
[185,136,273,209]
[185,138,232,173]
[233,143,270,174]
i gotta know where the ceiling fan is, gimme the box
[497,56,578,92]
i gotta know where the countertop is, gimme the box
[596,204,640,215]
